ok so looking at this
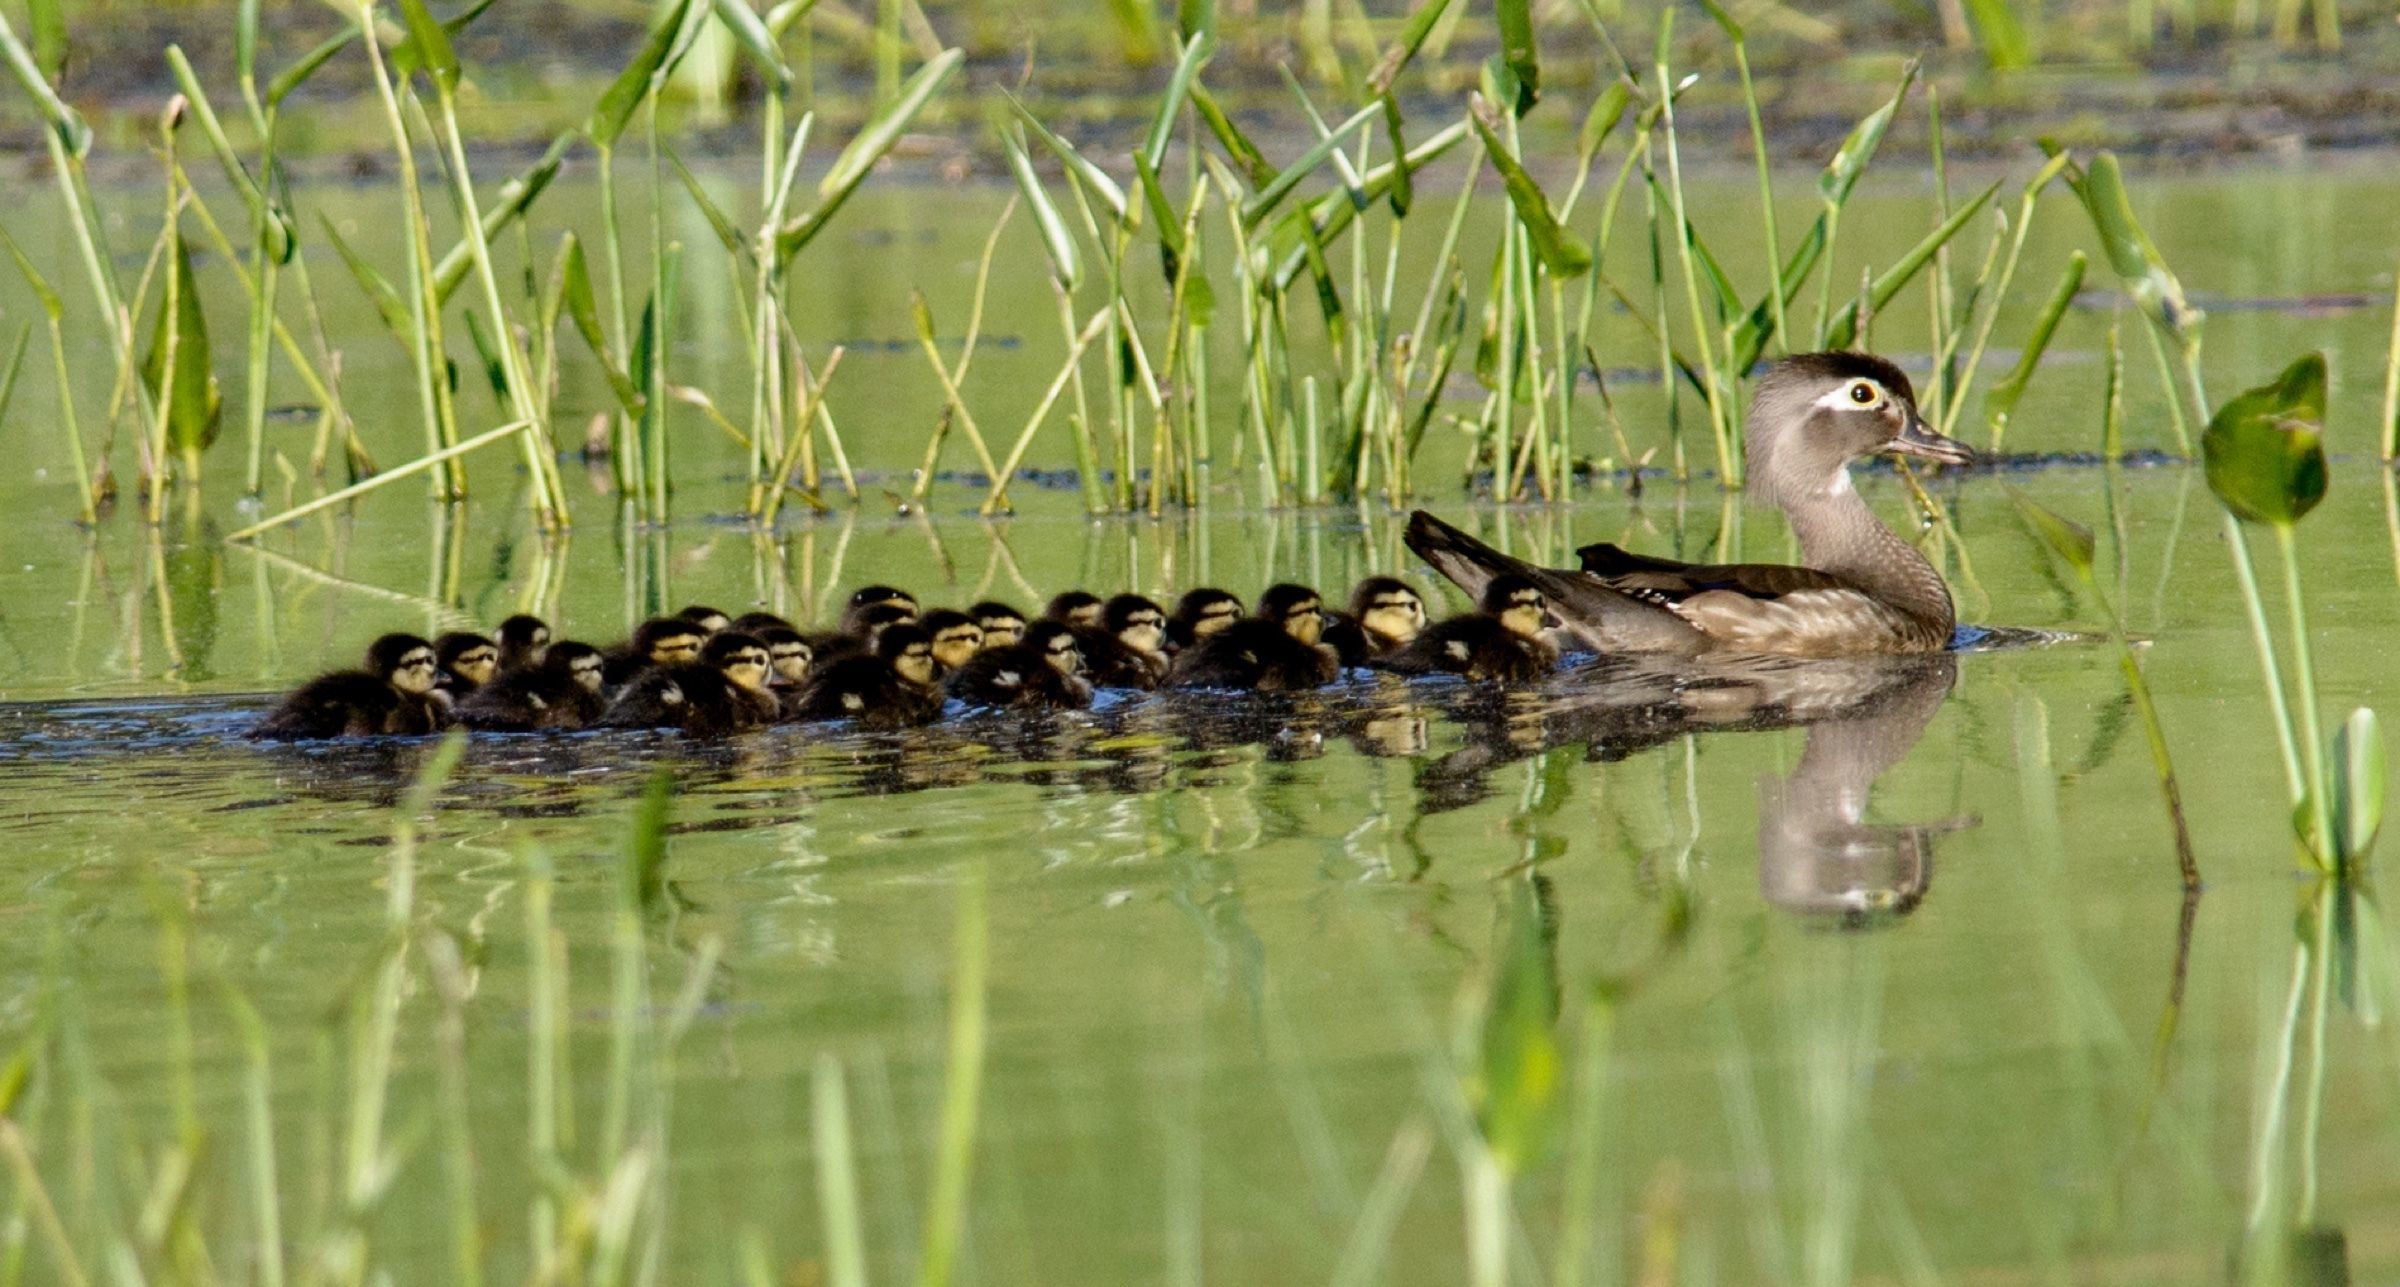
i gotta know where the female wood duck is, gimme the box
[1322,577,1427,667]
[457,641,609,732]
[1166,587,1242,653]
[947,619,1092,710]
[1405,352,1973,657]
[788,621,944,728]
[1166,583,1338,691]
[970,601,1027,650]
[601,618,707,690]
[495,614,552,672]
[920,610,987,675]
[600,631,779,736]
[433,632,501,697]
[1076,594,1169,689]
[1371,575,1561,683]
[252,633,446,739]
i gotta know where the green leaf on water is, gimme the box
[588,0,694,147]
[395,0,461,95]
[2005,486,2096,580]
[2201,351,2328,527]
[2330,707,2386,870]
[1469,94,1591,278]
[1472,878,1560,1173]
[144,238,222,461]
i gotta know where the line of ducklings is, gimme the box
[251,573,1568,740]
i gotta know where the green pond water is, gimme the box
[0,155,2397,1284]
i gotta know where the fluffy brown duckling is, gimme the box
[1166,587,1243,653]
[1322,577,1427,667]
[1370,575,1560,683]
[457,641,609,732]
[252,633,446,740]
[1075,594,1169,689]
[810,600,919,668]
[920,610,986,675]
[970,601,1027,650]
[787,622,944,729]
[947,619,1092,710]
[600,617,707,691]
[747,624,813,700]
[433,631,502,698]
[600,631,780,736]
[841,585,918,633]
[495,614,552,672]
[1045,590,1105,629]
[1165,583,1338,691]
[677,604,732,636]
[730,610,795,636]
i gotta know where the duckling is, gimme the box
[920,610,986,675]
[1372,575,1560,683]
[1045,590,1105,629]
[495,614,552,672]
[749,623,813,690]
[970,601,1027,650]
[788,622,944,729]
[729,610,796,636]
[810,600,919,668]
[433,631,502,698]
[600,631,780,736]
[1075,594,1168,689]
[840,585,918,634]
[252,633,446,740]
[600,618,707,691]
[457,641,609,732]
[1166,587,1243,653]
[677,604,732,636]
[1322,577,1427,667]
[947,620,1092,710]
[1165,583,1338,691]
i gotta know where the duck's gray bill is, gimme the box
[1889,415,1975,466]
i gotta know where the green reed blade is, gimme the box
[711,0,794,92]
[1002,130,1080,288]
[1819,181,2001,351]
[1470,98,1590,279]
[1141,32,1211,172]
[666,142,750,263]
[222,420,533,541]
[1190,83,1274,187]
[0,325,29,435]
[2329,708,2386,869]
[779,49,963,258]
[0,8,89,156]
[1368,0,1459,94]
[143,238,221,473]
[555,233,647,418]
[918,865,990,1287]
[395,0,461,93]
[1132,150,1184,279]
[591,0,695,147]
[1003,91,1130,222]
[165,47,294,261]
[1240,98,1380,229]
[319,214,414,346]
[1986,250,2085,449]
[430,130,575,304]
[1261,119,1468,289]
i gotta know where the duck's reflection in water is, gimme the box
[10,656,1973,923]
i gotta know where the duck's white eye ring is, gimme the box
[1848,381,1878,405]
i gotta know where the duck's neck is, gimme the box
[1782,469,1954,627]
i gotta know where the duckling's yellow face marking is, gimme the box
[650,632,703,665]
[768,643,811,684]
[569,656,605,693]
[391,648,440,695]
[1282,599,1325,647]
[895,643,937,687]
[1063,602,1102,628]
[865,611,919,646]
[1363,590,1425,644]
[690,612,730,636]
[978,617,1024,650]
[452,646,500,686]
[1042,634,1083,677]
[1117,609,1166,655]
[932,624,984,671]
[1499,589,1550,639]
[722,647,771,692]
[1192,600,1240,638]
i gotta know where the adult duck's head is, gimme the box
[1746,352,1972,508]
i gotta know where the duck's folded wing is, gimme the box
[1576,542,1853,599]
[1407,512,1707,654]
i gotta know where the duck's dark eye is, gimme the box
[1848,381,1877,405]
